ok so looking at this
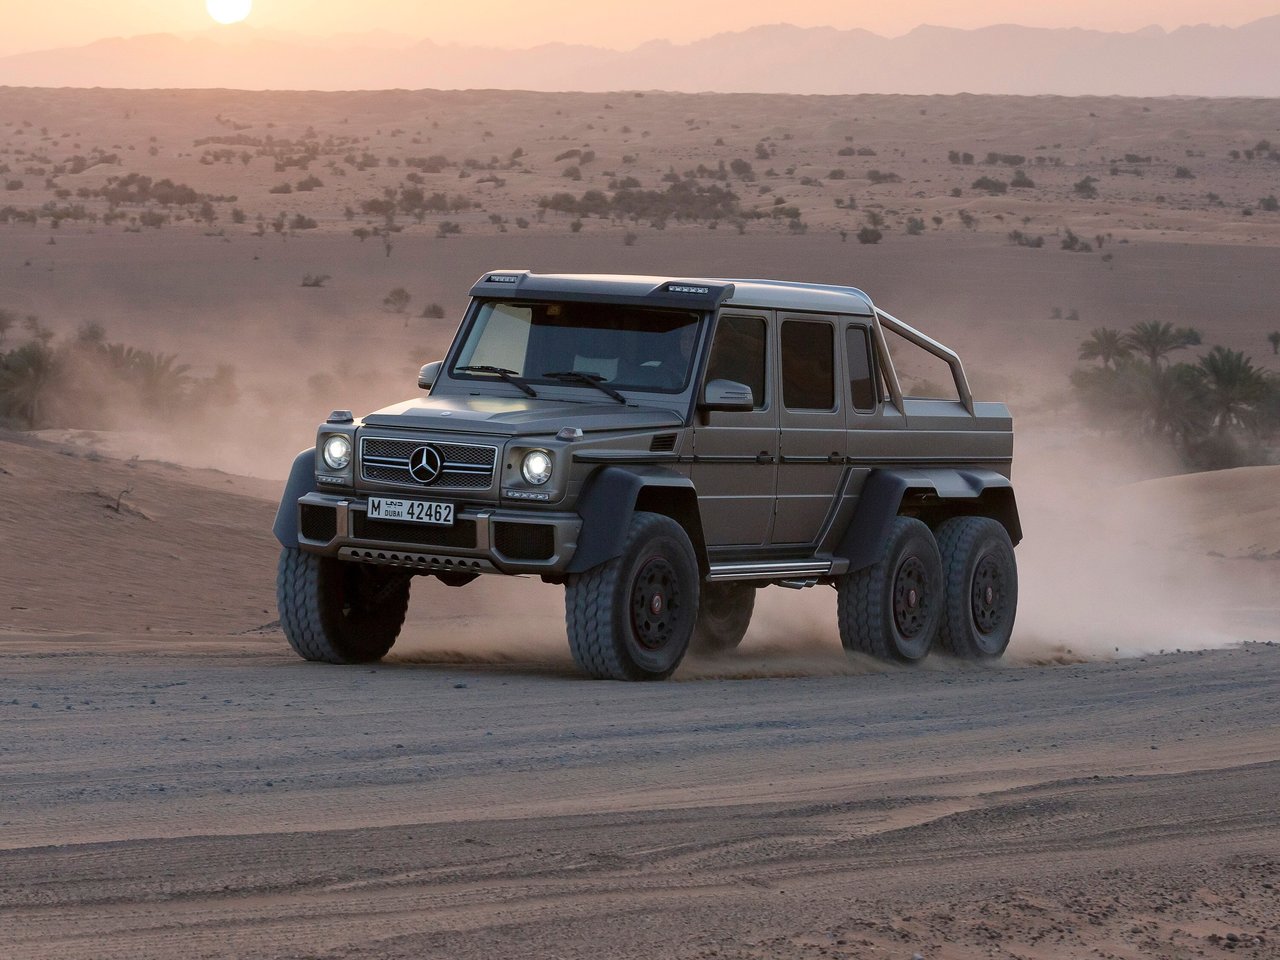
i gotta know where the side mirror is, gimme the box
[418,360,443,391]
[699,379,754,412]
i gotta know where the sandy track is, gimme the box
[3,642,1278,959]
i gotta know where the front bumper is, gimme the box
[294,492,582,575]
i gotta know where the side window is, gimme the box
[845,325,878,413]
[781,320,835,410]
[706,314,767,408]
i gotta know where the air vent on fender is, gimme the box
[649,433,677,452]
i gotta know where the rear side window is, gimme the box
[781,320,835,410]
[846,325,877,413]
[706,315,767,408]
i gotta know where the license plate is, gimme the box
[366,497,454,526]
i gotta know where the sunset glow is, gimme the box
[206,0,252,25]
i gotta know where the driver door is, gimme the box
[691,312,777,548]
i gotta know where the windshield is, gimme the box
[451,301,702,394]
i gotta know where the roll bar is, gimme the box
[873,309,976,415]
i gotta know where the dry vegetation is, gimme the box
[2,89,1279,476]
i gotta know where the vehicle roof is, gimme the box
[469,270,876,316]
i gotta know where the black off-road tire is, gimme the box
[836,516,943,662]
[277,547,411,664]
[690,582,756,654]
[935,516,1017,659]
[565,512,699,680]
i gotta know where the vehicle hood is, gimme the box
[360,395,685,437]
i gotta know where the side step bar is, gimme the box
[706,559,844,582]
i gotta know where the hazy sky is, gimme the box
[2,0,1275,56]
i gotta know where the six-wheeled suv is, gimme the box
[274,271,1020,680]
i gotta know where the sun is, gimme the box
[206,0,252,25]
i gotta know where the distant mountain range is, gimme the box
[2,18,1279,95]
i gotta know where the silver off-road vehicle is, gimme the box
[274,271,1020,679]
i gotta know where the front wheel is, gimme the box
[836,516,943,662]
[277,547,411,664]
[565,512,699,680]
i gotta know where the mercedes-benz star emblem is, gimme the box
[407,444,443,484]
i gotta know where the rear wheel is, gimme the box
[277,547,411,664]
[565,512,699,680]
[935,516,1017,659]
[690,582,755,654]
[836,516,943,662]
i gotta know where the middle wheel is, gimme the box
[565,511,700,680]
[836,515,943,662]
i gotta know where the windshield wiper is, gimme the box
[455,365,538,398]
[541,371,628,404]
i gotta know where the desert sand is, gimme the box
[2,87,1279,958]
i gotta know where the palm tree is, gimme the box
[1077,327,1131,368]
[1113,361,1207,446]
[0,341,59,428]
[1195,346,1270,435]
[130,351,192,419]
[1268,331,1280,355]
[1124,320,1202,366]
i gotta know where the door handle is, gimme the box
[755,452,775,464]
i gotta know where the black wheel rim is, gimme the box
[971,554,1004,635]
[630,556,682,650]
[893,556,931,639]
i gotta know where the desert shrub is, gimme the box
[268,182,292,194]
[295,175,324,191]
[514,217,530,229]
[1007,230,1045,248]
[301,274,330,287]
[1260,195,1279,212]
[623,231,638,246]
[5,180,24,191]
[562,165,582,181]
[436,221,461,238]
[984,152,1025,166]
[420,303,445,319]
[1011,169,1035,188]
[554,149,582,162]
[289,214,317,230]
[972,176,1008,194]
[382,288,411,313]
[729,158,755,180]
[828,169,847,180]
[856,226,882,244]
[905,217,925,235]
[1061,228,1092,253]
[1073,177,1099,199]
[569,219,583,233]
[866,169,901,184]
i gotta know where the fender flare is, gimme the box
[835,468,1021,572]
[567,465,704,573]
[272,449,317,547]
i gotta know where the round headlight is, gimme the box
[521,449,553,485]
[322,434,352,470]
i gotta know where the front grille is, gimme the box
[493,522,555,561]
[300,504,337,542]
[360,436,497,490]
[352,514,477,549]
